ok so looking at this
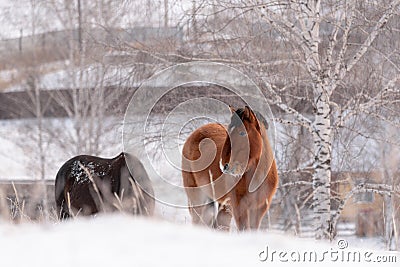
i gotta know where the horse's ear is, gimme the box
[229,105,236,114]
[244,106,256,121]
[244,106,261,131]
[264,120,269,130]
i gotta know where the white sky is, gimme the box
[0,0,194,40]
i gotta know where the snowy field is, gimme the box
[0,214,398,267]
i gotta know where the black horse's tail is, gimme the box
[54,160,72,219]
[122,152,155,216]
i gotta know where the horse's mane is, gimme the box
[254,111,268,129]
[228,108,268,130]
[228,108,245,131]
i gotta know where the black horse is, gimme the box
[55,152,155,219]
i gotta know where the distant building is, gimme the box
[333,171,399,237]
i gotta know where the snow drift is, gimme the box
[0,215,398,267]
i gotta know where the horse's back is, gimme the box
[182,123,227,191]
[182,123,227,160]
[55,154,122,200]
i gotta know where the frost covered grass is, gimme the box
[0,214,398,267]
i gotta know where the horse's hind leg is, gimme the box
[183,171,215,226]
[214,204,232,231]
[195,201,217,227]
[186,190,215,227]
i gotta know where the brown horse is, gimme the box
[182,106,278,230]
[55,152,154,219]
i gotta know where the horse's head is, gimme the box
[220,106,267,177]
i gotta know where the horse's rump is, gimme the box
[55,152,154,218]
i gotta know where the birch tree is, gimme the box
[256,0,399,240]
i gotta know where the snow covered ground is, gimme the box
[1,61,139,93]
[0,214,398,267]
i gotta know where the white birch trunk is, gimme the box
[382,146,398,251]
[384,193,398,251]
[298,0,334,240]
[312,90,333,239]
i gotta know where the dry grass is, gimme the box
[0,177,149,224]
[0,183,58,224]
